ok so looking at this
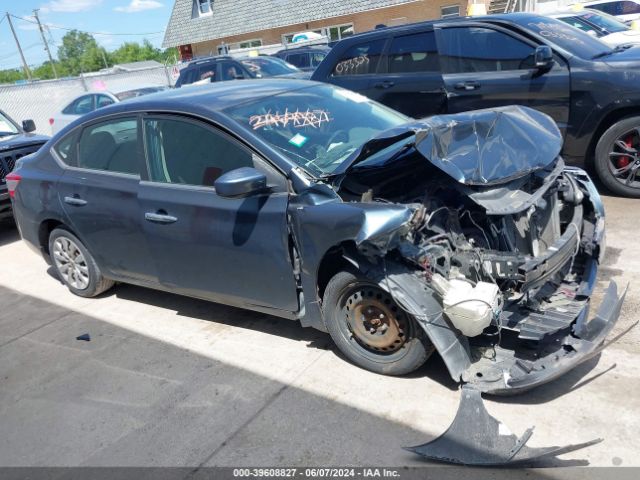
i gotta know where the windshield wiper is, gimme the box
[593,44,631,59]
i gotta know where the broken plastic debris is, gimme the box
[76,333,91,341]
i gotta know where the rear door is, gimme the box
[321,38,389,100]
[54,115,156,284]
[375,29,447,118]
[138,115,299,315]
[435,23,571,133]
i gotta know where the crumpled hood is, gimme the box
[338,105,563,186]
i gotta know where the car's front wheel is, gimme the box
[595,116,640,198]
[322,271,433,375]
[49,227,114,297]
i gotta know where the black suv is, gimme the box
[1,110,48,220]
[175,55,302,87]
[312,12,640,197]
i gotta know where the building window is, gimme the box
[238,39,263,49]
[196,0,213,16]
[282,24,354,44]
[441,5,460,18]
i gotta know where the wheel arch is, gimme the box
[586,107,640,165]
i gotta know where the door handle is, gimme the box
[64,196,87,206]
[454,81,480,91]
[145,211,178,224]
[373,80,395,89]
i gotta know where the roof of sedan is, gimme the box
[101,79,319,114]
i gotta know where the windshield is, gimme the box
[0,112,20,136]
[524,16,612,59]
[577,10,629,33]
[240,57,299,77]
[557,15,603,35]
[225,84,409,176]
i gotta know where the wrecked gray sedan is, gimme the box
[10,80,631,465]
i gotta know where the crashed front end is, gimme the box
[329,106,632,464]
[336,106,628,394]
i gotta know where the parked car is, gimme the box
[550,8,640,46]
[8,78,625,389]
[311,12,640,197]
[583,0,640,23]
[273,45,332,71]
[50,86,169,135]
[0,110,49,221]
[175,55,304,88]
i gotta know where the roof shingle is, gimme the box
[162,0,419,47]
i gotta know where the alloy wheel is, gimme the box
[52,236,90,290]
[608,128,640,188]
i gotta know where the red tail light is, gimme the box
[49,118,54,125]
[5,173,21,199]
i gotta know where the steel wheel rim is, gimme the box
[342,285,408,354]
[607,127,640,188]
[52,236,90,290]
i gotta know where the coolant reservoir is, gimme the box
[432,275,501,337]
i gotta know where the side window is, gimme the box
[77,118,139,175]
[144,118,257,187]
[221,62,245,80]
[286,53,310,69]
[53,130,80,167]
[197,65,217,82]
[387,31,439,73]
[96,94,115,109]
[438,27,536,74]
[63,95,94,115]
[331,39,386,76]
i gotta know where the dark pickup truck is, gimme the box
[1,110,48,220]
[312,12,640,197]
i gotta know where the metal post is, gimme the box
[33,9,57,79]
[6,13,32,81]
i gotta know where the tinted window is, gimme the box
[558,16,601,34]
[240,57,298,77]
[143,118,255,187]
[438,27,536,73]
[78,118,139,175]
[387,31,439,73]
[331,39,385,76]
[197,65,217,82]
[53,130,80,166]
[63,95,94,115]
[286,53,311,69]
[220,62,245,80]
[96,94,115,109]
[310,52,326,67]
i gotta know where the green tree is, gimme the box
[57,30,108,75]
[0,68,25,84]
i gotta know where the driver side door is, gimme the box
[138,115,300,316]
[435,23,571,134]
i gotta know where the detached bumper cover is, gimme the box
[468,280,632,395]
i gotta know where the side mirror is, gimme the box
[214,167,267,198]
[22,119,36,133]
[534,45,554,70]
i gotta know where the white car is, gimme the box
[582,0,640,24]
[550,8,640,46]
[49,86,168,135]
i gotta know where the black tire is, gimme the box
[594,116,640,198]
[48,227,114,298]
[322,270,433,375]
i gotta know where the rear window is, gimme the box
[387,31,439,73]
[331,39,386,76]
[286,53,311,69]
[589,1,640,15]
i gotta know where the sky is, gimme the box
[0,0,173,70]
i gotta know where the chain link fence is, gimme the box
[0,65,178,136]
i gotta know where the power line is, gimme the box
[9,13,164,37]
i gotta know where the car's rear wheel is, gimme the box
[322,271,433,375]
[595,116,640,198]
[49,227,114,297]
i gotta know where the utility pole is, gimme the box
[6,12,32,81]
[33,9,57,79]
